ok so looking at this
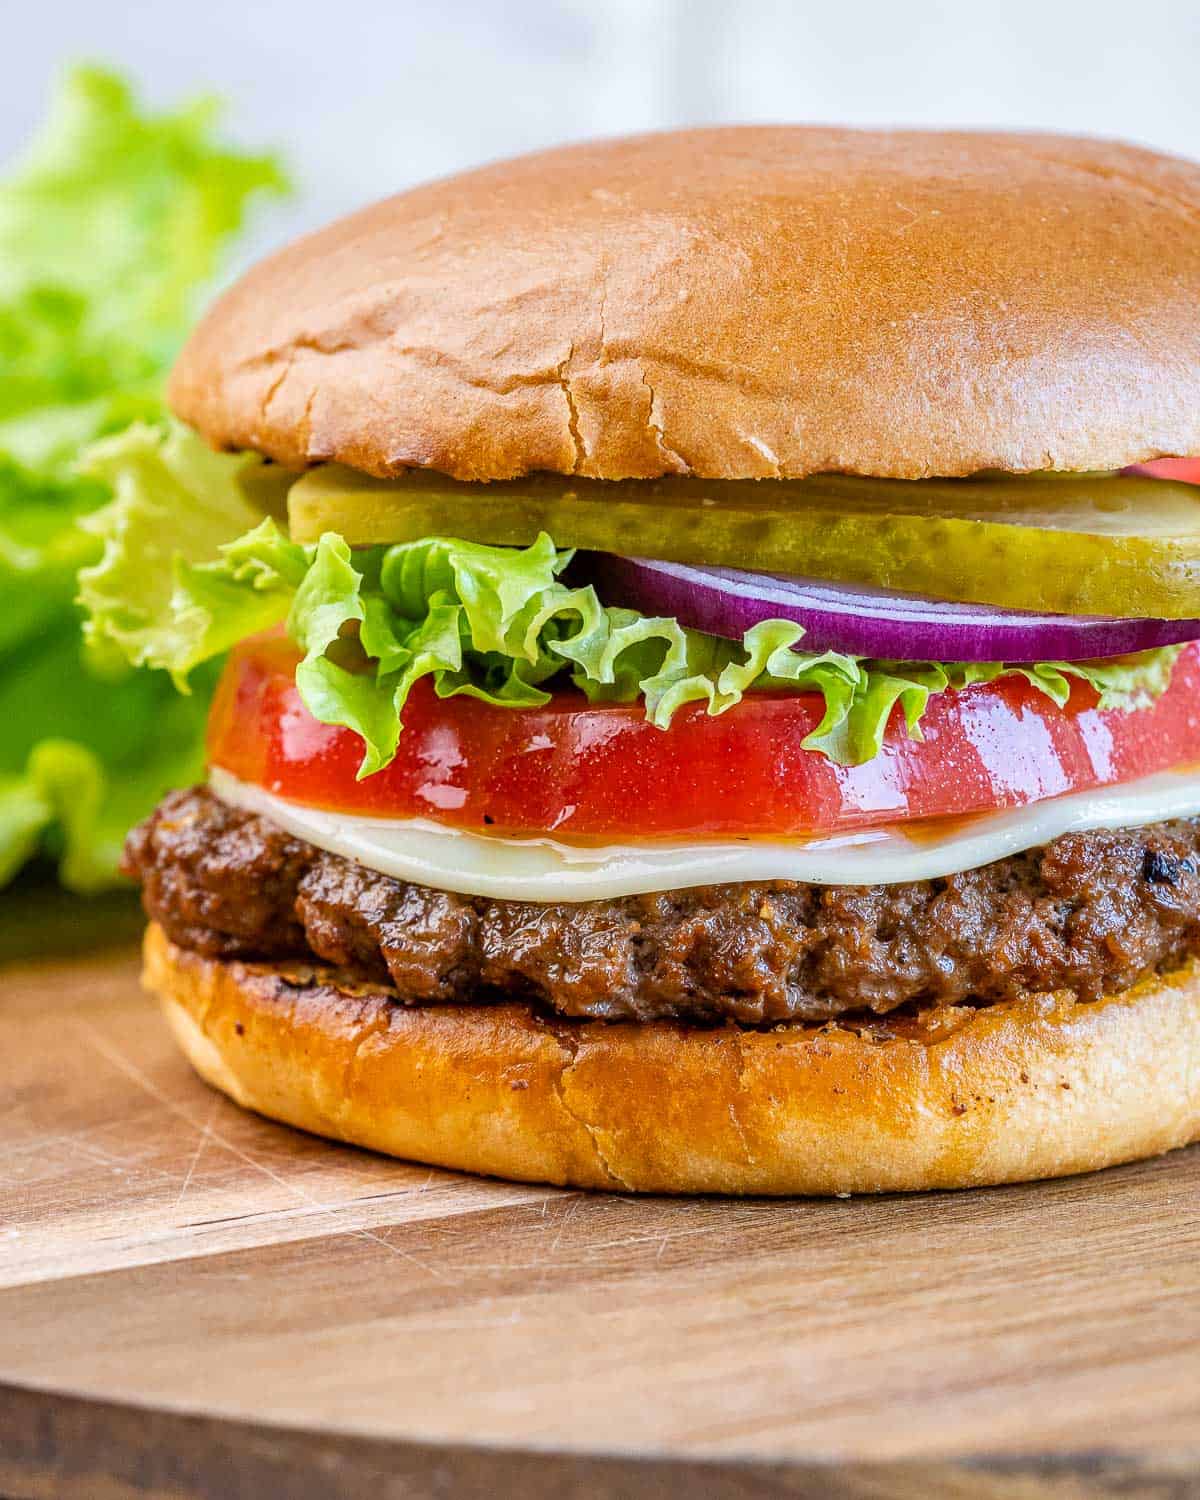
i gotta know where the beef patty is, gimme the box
[123,786,1200,1025]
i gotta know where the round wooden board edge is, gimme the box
[2,1381,1198,1500]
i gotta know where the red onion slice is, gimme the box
[580,553,1200,663]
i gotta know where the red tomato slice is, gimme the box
[208,636,1200,840]
[1123,457,1200,484]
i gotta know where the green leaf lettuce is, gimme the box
[0,66,286,890]
[81,424,1184,780]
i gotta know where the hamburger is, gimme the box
[85,127,1200,1194]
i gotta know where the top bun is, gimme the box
[169,127,1200,483]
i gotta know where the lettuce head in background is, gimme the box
[0,66,286,891]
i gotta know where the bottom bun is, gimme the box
[144,924,1200,1195]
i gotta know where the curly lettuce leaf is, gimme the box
[0,618,216,890]
[78,422,303,684]
[0,67,286,890]
[80,424,1185,781]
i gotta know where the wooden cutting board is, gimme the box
[3,899,1200,1499]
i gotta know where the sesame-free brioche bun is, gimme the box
[168,126,1200,485]
[145,925,1200,1195]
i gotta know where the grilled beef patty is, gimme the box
[123,786,1200,1025]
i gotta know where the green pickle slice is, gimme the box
[287,466,1200,619]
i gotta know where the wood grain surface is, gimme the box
[2,914,1200,1498]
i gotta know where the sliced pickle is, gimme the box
[288,465,1200,619]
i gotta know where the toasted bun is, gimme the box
[169,127,1200,484]
[145,925,1200,1195]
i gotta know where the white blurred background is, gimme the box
[6,0,1200,251]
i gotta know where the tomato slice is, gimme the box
[1124,457,1200,485]
[207,635,1200,840]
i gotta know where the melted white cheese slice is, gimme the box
[210,765,1200,903]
